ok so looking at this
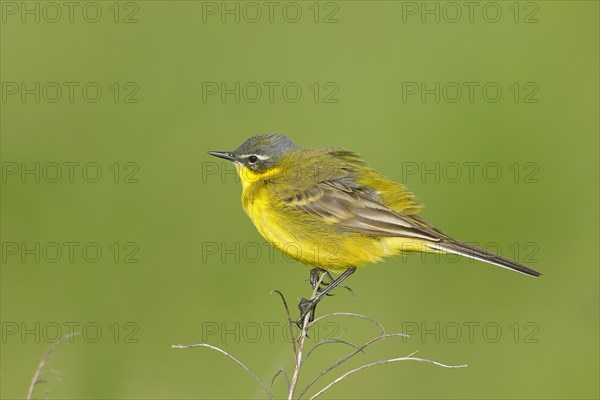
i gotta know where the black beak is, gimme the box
[208,151,236,162]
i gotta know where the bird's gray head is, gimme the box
[209,134,299,173]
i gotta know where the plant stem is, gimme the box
[287,271,325,400]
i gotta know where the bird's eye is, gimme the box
[248,155,259,164]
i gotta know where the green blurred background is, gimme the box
[1,1,598,399]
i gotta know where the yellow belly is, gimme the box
[237,165,433,271]
[243,194,431,272]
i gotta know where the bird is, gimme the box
[208,134,541,324]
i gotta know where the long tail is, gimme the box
[426,239,541,277]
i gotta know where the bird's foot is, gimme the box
[310,268,355,299]
[309,268,328,290]
[296,297,317,329]
[309,268,338,296]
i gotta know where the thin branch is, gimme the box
[171,343,273,400]
[337,284,356,300]
[270,366,290,390]
[288,271,325,400]
[27,332,80,400]
[310,355,468,399]
[310,312,386,334]
[270,289,297,358]
[298,332,408,399]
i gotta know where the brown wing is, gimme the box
[283,179,443,242]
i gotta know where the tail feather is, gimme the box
[427,239,542,277]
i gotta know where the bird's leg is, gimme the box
[297,267,357,328]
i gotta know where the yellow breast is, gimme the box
[237,164,298,246]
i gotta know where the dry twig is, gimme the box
[27,332,80,400]
[171,343,274,400]
[173,270,467,399]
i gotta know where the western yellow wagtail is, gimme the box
[209,134,541,324]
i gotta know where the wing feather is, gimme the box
[282,179,442,242]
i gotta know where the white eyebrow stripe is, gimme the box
[237,154,271,160]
